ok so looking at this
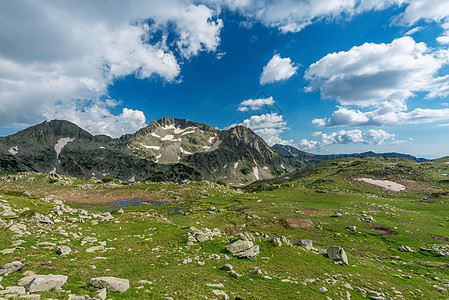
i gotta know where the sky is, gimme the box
[1,1,449,158]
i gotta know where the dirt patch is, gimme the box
[372,225,399,236]
[37,262,60,269]
[367,207,382,212]
[429,233,449,242]
[286,217,314,228]
[301,208,325,214]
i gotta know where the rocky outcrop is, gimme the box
[227,240,259,259]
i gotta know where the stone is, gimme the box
[333,211,343,217]
[347,226,357,232]
[327,246,349,265]
[398,246,414,252]
[17,275,38,286]
[236,232,255,242]
[212,289,230,300]
[280,235,291,245]
[0,261,24,275]
[8,223,27,234]
[1,248,16,254]
[272,237,282,247]
[88,277,129,293]
[221,264,233,271]
[95,288,107,300]
[227,240,259,259]
[365,215,375,222]
[57,246,71,257]
[18,295,41,299]
[319,287,328,292]
[2,210,17,218]
[0,286,26,295]
[86,245,104,253]
[297,239,313,250]
[229,270,243,278]
[206,283,224,288]
[80,237,97,246]
[138,280,153,285]
[193,232,209,242]
[25,274,68,292]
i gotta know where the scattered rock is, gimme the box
[296,239,313,250]
[221,264,233,271]
[346,226,357,232]
[212,289,229,300]
[88,277,130,293]
[319,287,328,292]
[57,246,71,257]
[86,245,104,253]
[95,288,107,300]
[398,246,414,252]
[327,246,349,265]
[236,232,255,242]
[0,261,24,275]
[365,215,376,223]
[25,274,68,292]
[0,286,26,295]
[226,240,259,259]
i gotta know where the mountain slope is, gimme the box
[0,118,293,184]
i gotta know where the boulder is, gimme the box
[327,246,349,265]
[398,246,414,252]
[88,277,129,293]
[221,264,233,271]
[0,261,24,275]
[212,289,230,300]
[236,232,255,242]
[0,286,26,295]
[272,237,282,247]
[297,239,313,250]
[227,240,259,259]
[95,288,107,300]
[25,274,68,292]
[57,246,72,257]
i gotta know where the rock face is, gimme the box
[226,240,259,259]
[25,274,68,292]
[88,277,130,293]
[0,261,24,275]
[327,246,349,265]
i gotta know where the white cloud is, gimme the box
[260,54,298,85]
[237,96,275,111]
[393,0,449,25]
[228,112,292,145]
[305,36,446,107]
[405,26,423,35]
[314,103,449,127]
[0,1,223,133]
[299,129,405,150]
[42,99,147,138]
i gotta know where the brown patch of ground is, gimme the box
[286,217,314,228]
[429,233,449,242]
[372,225,399,236]
[37,262,60,269]
[367,207,382,212]
[301,208,325,214]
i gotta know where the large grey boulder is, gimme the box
[25,274,68,292]
[327,246,349,265]
[0,261,24,275]
[227,240,259,259]
[88,277,129,293]
[297,239,313,250]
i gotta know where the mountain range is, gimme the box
[0,117,425,184]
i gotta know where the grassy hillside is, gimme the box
[0,160,448,299]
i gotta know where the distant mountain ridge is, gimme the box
[0,118,426,184]
[272,144,426,169]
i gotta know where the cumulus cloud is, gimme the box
[305,36,447,106]
[237,96,275,111]
[260,54,298,85]
[313,103,449,127]
[0,1,223,133]
[228,113,292,145]
[43,100,147,138]
[299,129,405,151]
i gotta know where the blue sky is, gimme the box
[1,1,449,158]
